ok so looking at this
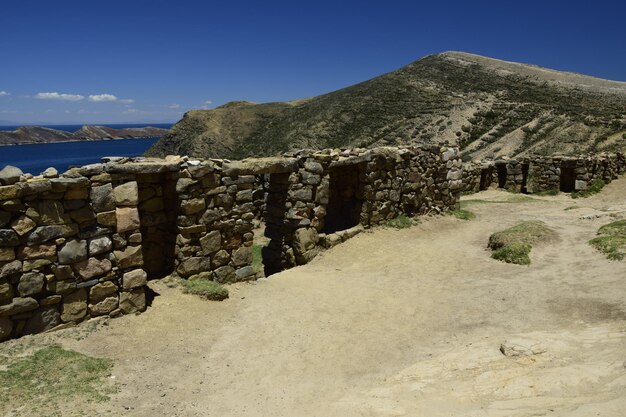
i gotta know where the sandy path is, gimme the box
[25,178,626,416]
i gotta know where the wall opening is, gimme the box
[496,163,507,188]
[521,163,530,194]
[137,173,179,279]
[262,173,289,277]
[559,163,576,193]
[323,164,363,234]
[479,167,493,191]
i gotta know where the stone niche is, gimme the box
[559,161,576,193]
[322,163,365,234]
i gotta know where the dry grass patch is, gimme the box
[589,219,626,261]
[488,220,555,265]
[181,274,229,301]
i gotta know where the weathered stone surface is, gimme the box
[119,288,146,314]
[0,279,14,301]
[181,198,206,215]
[27,224,77,244]
[235,266,255,280]
[293,227,319,255]
[42,167,58,178]
[500,338,547,357]
[89,281,117,302]
[90,183,115,212]
[39,200,65,225]
[0,297,38,317]
[199,230,221,254]
[11,215,36,236]
[122,269,147,290]
[40,295,62,305]
[0,247,15,261]
[72,257,112,280]
[23,258,52,272]
[23,305,60,334]
[116,207,140,233]
[176,178,196,193]
[96,210,116,227]
[222,157,298,176]
[88,236,112,256]
[232,246,252,267]
[0,185,20,200]
[51,264,74,281]
[176,256,211,277]
[114,245,143,269]
[0,317,12,341]
[0,260,22,278]
[89,296,119,316]
[213,265,236,283]
[60,289,87,322]
[211,250,230,268]
[48,279,77,295]
[0,229,20,246]
[0,165,23,185]
[69,206,95,224]
[114,181,139,206]
[58,239,88,264]
[17,272,45,296]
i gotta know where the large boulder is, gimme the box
[0,165,23,185]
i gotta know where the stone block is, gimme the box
[122,269,147,290]
[116,207,140,233]
[90,183,115,212]
[114,181,139,206]
[58,239,88,264]
[89,296,119,317]
[72,257,112,280]
[199,230,221,254]
[11,215,36,236]
[119,288,146,314]
[213,265,236,283]
[89,236,113,256]
[23,305,60,334]
[60,289,87,322]
[0,297,38,317]
[17,272,45,296]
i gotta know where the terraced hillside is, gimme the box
[147,52,626,160]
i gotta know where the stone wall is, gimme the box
[460,153,626,194]
[0,145,461,342]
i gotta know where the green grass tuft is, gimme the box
[588,219,626,261]
[491,242,532,265]
[252,244,263,273]
[181,277,229,301]
[450,209,475,220]
[385,214,415,229]
[0,345,116,415]
[488,220,555,265]
[572,179,605,199]
[534,189,560,196]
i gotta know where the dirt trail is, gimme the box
[9,178,626,416]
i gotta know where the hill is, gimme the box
[146,52,626,160]
[0,125,170,146]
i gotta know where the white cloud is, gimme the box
[204,100,212,104]
[0,91,9,96]
[35,92,84,101]
[169,104,180,109]
[119,98,134,104]
[88,94,118,102]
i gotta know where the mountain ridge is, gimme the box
[146,52,626,160]
[0,125,170,146]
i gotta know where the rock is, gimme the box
[0,228,20,246]
[0,247,15,261]
[41,167,58,178]
[116,207,140,233]
[114,245,143,269]
[199,230,221,254]
[122,269,147,290]
[72,257,112,280]
[69,207,95,224]
[176,178,196,193]
[232,246,252,267]
[575,180,587,191]
[90,183,115,212]
[0,280,14,301]
[176,256,211,278]
[0,297,38,317]
[51,264,74,280]
[40,295,62,305]
[27,224,77,244]
[23,305,60,334]
[0,317,12,341]
[38,200,66,225]
[48,279,77,295]
[119,288,146,314]
[11,215,36,236]
[0,260,22,278]
[89,296,119,316]
[89,281,118,302]
[96,210,116,227]
[500,338,547,357]
[235,266,255,281]
[114,181,139,206]
[0,165,23,185]
[293,227,318,255]
[181,198,206,215]
[23,258,52,272]
[213,265,236,283]
[88,236,112,256]
[60,289,87,322]
[17,272,45,296]
[211,249,230,268]
[58,239,88,264]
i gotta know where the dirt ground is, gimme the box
[3,177,626,416]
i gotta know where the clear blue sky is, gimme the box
[1,0,625,125]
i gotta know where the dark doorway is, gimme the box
[323,164,363,234]
[262,173,289,277]
[479,167,493,191]
[521,163,530,194]
[560,163,576,193]
[496,163,507,188]
[137,173,179,279]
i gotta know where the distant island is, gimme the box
[0,125,170,146]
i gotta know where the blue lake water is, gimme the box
[0,138,162,175]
